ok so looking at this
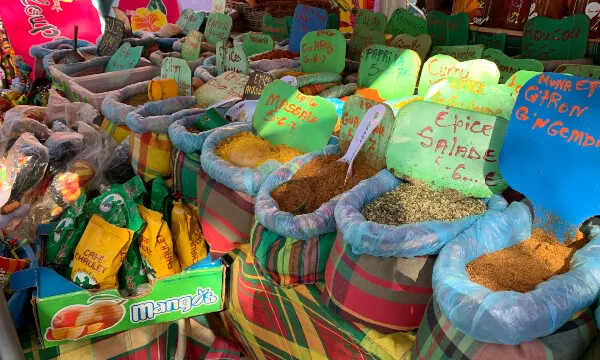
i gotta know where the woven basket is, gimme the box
[246,8,266,31]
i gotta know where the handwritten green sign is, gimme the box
[340,96,394,170]
[243,33,274,56]
[195,71,248,107]
[521,15,589,60]
[482,48,544,83]
[358,45,421,100]
[181,31,202,61]
[176,9,205,35]
[205,12,232,45]
[424,78,515,118]
[327,13,339,30]
[505,70,541,97]
[418,54,500,96]
[355,9,387,32]
[385,8,427,37]
[98,17,124,57]
[106,43,143,73]
[555,64,600,79]
[300,30,345,73]
[391,34,432,62]
[161,57,192,95]
[262,14,293,42]
[386,101,509,197]
[431,45,484,61]
[216,41,249,75]
[472,32,506,52]
[348,24,386,61]
[427,11,469,47]
[252,80,338,153]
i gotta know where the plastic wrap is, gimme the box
[255,144,339,240]
[101,81,151,126]
[3,106,47,123]
[433,201,600,345]
[45,89,98,127]
[51,121,73,132]
[44,131,85,177]
[335,170,508,257]
[0,117,52,157]
[125,96,197,134]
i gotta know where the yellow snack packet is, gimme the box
[72,215,133,290]
[171,201,207,269]
[137,205,181,280]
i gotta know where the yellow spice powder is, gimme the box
[216,131,303,168]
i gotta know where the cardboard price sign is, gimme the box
[472,32,506,52]
[98,17,124,57]
[113,7,132,38]
[181,31,203,61]
[205,13,232,45]
[391,34,432,62]
[506,70,541,97]
[211,0,226,13]
[216,41,249,75]
[499,73,600,238]
[427,11,469,47]
[289,4,328,53]
[358,45,421,100]
[106,43,143,73]
[418,55,500,96]
[252,80,338,153]
[355,9,387,32]
[348,25,386,61]
[176,9,206,35]
[300,30,346,73]
[243,33,274,56]
[521,15,589,61]
[195,71,249,107]
[263,14,293,42]
[339,96,394,170]
[424,78,515,118]
[482,48,544,84]
[387,101,509,197]
[431,45,484,61]
[556,64,600,79]
[385,8,427,37]
[161,57,192,96]
[243,71,274,100]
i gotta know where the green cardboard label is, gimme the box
[472,32,506,52]
[355,8,387,32]
[211,0,226,13]
[418,54,500,96]
[427,11,469,46]
[98,17,124,57]
[300,30,346,73]
[176,8,193,28]
[181,30,202,61]
[431,45,484,61]
[424,78,515,118]
[482,48,544,83]
[340,96,394,170]
[386,101,509,197]
[555,64,600,79]
[521,15,589,60]
[327,13,340,30]
[216,41,249,75]
[106,43,143,73]
[505,70,541,97]
[391,33,432,62]
[348,24,386,61]
[161,57,192,96]
[195,71,248,107]
[358,45,421,100]
[243,33,274,56]
[38,267,223,348]
[385,8,427,37]
[177,9,205,35]
[262,14,292,42]
[205,12,232,45]
[252,80,338,153]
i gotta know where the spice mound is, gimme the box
[362,181,487,226]
[271,154,378,214]
[123,93,150,106]
[466,229,587,293]
[216,131,303,169]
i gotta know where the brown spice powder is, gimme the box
[271,154,378,214]
[466,229,587,293]
[122,93,150,106]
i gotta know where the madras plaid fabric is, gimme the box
[130,132,172,182]
[412,301,597,360]
[221,246,408,360]
[101,118,131,145]
[322,234,434,333]
[197,167,255,259]
[582,336,600,360]
[250,219,336,286]
[170,149,201,206]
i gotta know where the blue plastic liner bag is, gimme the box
[31,39,96,73]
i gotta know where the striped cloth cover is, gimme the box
[197,167,255,259]
[412,301,597,360]
[130,132,172,182]
[322,234,435,333]
[170,149,201,206]
[250,219,336,286]
[101,118,131,145]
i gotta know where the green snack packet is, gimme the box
[118,238,148,294]
[46,193,87,265]
[150,177,171,224]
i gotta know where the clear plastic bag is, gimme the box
[45,89,99,127]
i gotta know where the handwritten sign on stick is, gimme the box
[556,64,600,79]
[252,80,338,153]
[348,25,385,61]
[472,32,506,52]
[243,33,274,56]
[195,71,248,107]
[355,9,387,32]
[263,14,292,42]
[211,0,226,13]
[386,8,427,37]
[181,31,202,61]
[161,57,192,96]
[176,9,205,35]
[431,45,484,61]
[300,30,346,73]
[176,9,194,28]
[98,17,124,57]
[483,49,544,84]
[506,70,541,97]
[387,101,509,197]
[216,41,249,75]
[340,96,394,170]
[106,43,143,73]
[243,71,274,100]
[499,73,600,238]
[289,4,328,53]
[205,12,232,45]
[521,15,589,60]
[358,45,421,100]
[391,34,432,62]
[427,11,469,47]
[113,7,132,38]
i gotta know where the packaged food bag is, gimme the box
[71,214,133,290]
[46,193,87,267]
[138,205,181,279]
[171,201,207,269]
